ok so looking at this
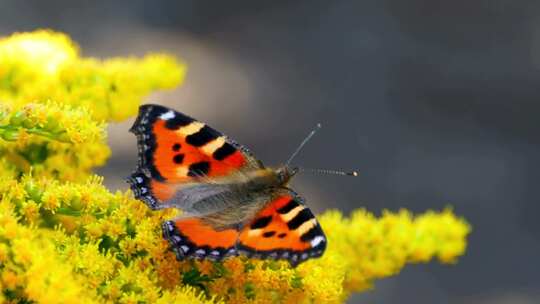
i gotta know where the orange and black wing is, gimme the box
[127,104,262,209]
[162,219,239,261]
[237,191,327,266]
[161,191,326,265]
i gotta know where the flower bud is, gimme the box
[9,111,26,126]
[0,128,19,141]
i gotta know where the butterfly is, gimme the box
[127,104,329,266]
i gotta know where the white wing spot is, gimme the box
[310,236,325,247]
[181,245,189,253]
[195,249,206,255]
[159,110,175,120]
[135,176,143,184]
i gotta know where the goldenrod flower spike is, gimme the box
[0,30,186,122]
[0,102,109,181]
[0,30,470,303]
[0,29,186,181]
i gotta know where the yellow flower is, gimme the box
[0,30,186,122]
[0,30,185,181]
[20,200,40,223]
[0,102,109,181]
[1,270,20,290]
[0,29,77,78]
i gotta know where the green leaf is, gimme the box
[244,282,255,300]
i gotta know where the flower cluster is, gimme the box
[0,102,108,181]
[0,30,470,303]
[0,30,186,122]
[0,30,186,181]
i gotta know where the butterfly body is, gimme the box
[127,104,326,266]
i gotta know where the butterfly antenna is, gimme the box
[299,168,359,177]
[285,123,322,167]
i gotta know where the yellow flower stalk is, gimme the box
[0,30,186,181]
[0,30,471,303]
[0,102,109,181]
[0,30,186,122]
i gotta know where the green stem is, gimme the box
[0,125,71,143]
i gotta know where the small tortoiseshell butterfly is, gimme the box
[127,104,350,266]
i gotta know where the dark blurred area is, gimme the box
[2,0,539,302]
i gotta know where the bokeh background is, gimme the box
[1,1,539,303]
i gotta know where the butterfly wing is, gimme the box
[161,190,326,266]
[162,218,239,261]
[161,193,272,261]
[127,104,263,210]
[237,190,327,266]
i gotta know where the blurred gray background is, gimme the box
[1,0,539,303]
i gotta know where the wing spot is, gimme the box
[300,225,320,242]
[177,121,205,136]
[250,216,272,229]
[296,219,318,235]
[186,125,220,147]
[172,143,181,151]
[310,235,325,247]
[278,233,287,238]
[173,154,185,164]
[187,161,210,177]
[176,166,189,177]
[201,136,226,155]
[281,205,305,222]
[213,142,237,160]
[262,231,276,238]
[159,110,175,120]
[165,222,175,232]
[277,199,300,214]
[165,113,194,130]
[287,209,315,230]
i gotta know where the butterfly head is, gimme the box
[276,166,299,185]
